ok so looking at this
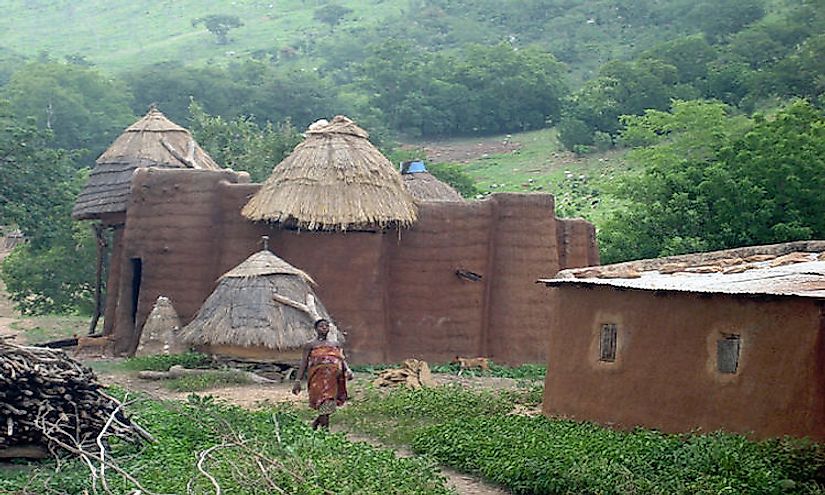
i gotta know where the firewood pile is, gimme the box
[0,340,149,458]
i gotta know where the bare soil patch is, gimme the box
[404,136,522,164]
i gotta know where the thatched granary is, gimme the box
[400,161,463,202]
[178,249,337,362]
[72,106,221,220]
[242,115,418,230]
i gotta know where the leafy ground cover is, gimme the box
[336,385,825,495]
[0,393,453,495]
[414,416,825,495]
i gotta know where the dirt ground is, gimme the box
[403,136,522,164]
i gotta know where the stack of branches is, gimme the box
[0,340,151,458]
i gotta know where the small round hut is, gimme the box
[241,115,418,230]
[178,249,337,362]
[72,106,221,221]
[400,160,463,202]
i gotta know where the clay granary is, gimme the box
[540,241,825,440]
[76,114,599,364]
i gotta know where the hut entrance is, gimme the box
[129,258,143,325]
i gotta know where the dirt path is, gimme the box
[338,429,511,495]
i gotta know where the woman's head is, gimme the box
[314,319,330,338]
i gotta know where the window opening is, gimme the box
[600,323,617,362]
[717,335,741,374]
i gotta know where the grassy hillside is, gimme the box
[0,0,404,71]
[420,129,633,226]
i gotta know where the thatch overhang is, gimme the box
[72,107,221,221]
[179,250,334,352]
[241,115,418,231]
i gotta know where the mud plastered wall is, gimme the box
[112,169,597,363]
[543,285,825,440]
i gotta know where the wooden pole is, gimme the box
[87,224,108,336]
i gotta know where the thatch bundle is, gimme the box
[72,106,221,220]
[242,116,418,230]
[178,250,335,355]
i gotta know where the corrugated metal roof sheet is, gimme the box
[540,256,825,299]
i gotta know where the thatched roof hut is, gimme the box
[178,249,336,361]
[400,161,463,202]
[72,107,221,221]
[241,115,418,230]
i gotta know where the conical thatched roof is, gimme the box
[72,107,221,220]
[179,250,335,351]
[402,172,463,201]
[400,162,463,202]
[241,115,418,230]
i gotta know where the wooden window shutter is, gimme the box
[600,324,617,362]
[717,335,741,374]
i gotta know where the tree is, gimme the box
[0,105,96,314]
[313,4,352,28]
[192,15,243,45]
[1,62,135,162]
[599,100,825,263]
[188,100,302,183]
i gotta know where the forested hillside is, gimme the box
[1,0,824,313]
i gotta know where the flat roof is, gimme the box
[540,251,825,299]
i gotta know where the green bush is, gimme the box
[412,415,825,495]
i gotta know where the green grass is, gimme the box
[336,384,540,445]
[118,351,211,371]
[452,128,634,225]
[163,370,254,392]
[0,0,406,72]
[9,315,87,344]
[0,393,453,494]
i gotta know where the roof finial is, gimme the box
[148,102,159,113]
[261,235,270,251]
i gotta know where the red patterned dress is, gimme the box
[307,345,348,414]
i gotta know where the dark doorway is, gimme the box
[130,258,142,324]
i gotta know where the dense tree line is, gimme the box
[2,0,825,312]
[600,100,825,263]
[558,0,825,152]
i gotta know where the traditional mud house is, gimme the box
[71,107,225,334]
[400,161,463,202]
[98,115,598,364]
[540,241,825,440]
[179,247,337,362]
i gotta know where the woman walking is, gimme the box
[292,319,353,430]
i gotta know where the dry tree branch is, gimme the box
[196,443,228,495]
